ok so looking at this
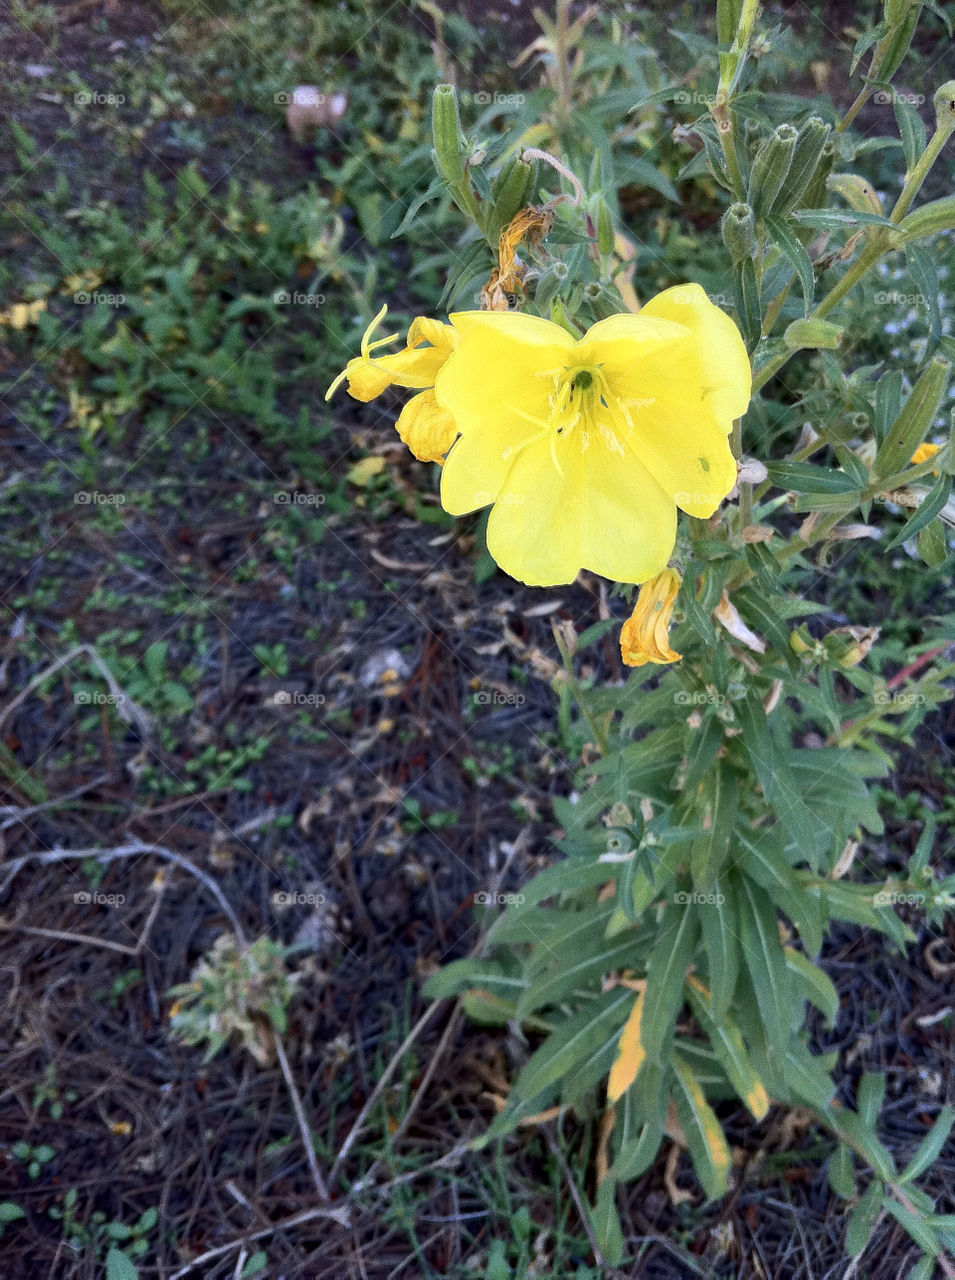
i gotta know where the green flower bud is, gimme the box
[883,0,912,22]
[783,318,844,349]
[934,81,955,132]
[581,281,620,320]
[874,355,951,480]
[485,153,535,245]
[432,85,466,186]
[534,260,569,309]
[876,7,920,86]
[721,201,758,260]
[594,196,615,257]
[774,116,832,217]
[747,123,799,215]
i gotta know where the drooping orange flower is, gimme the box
[620,569,682,667]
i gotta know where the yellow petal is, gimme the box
[639,282,752,424]
[482,425,676,587]
[608,989,646,1103]
[447,308,577,351]
[436,320,569,513]
[395,390,458,463]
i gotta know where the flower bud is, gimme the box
[877,6,920,85]
[773,116,832,217]
[721,201,758,261]
[432,85,466,186]
[594,196,615,257]
[874,355,951,479]
[534,260,569,309]
[934,81,955,132]
[883,0,912,22]
[485,153,536,245]
[784,318,844,349]
[747,123,799,215]
[583,281,620,320]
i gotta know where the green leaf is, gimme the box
[690,764,737,888]
[512,988,632,1101]
[686,979,770,1120]
[106,1250,139,1280]
[517,930,647,1017]
[765,215,815,314]
[782,1041,836,1110]
[392,177,446,237]
[422,959,526,1003]
[895,97,928,173]
[787,207,897,230]
[612,1099,664,1181]
[885,1197,941,1256]
[919,518,948,567]
[766,460,861,494]
[614,154,679,202]
[785,947,839,1028]
[901,1106,955,1183]
[672,1054,732,1200]
[734,258,762,349]
[907,1257,937,1280]
[847,1180,884,1256]
[592,1177,625,1265]
[0,1204,25,1224]
[905,243,943,347]
[641,901,698,1062]
[699,879,739,1018]
[829,1143,856,1198]
[832,1108,896,1181]
[736,875,793,1047]
[858,1072,887,1128]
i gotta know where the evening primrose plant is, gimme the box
[328,3,955,1269]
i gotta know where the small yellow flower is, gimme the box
[326,305,459,462]
[911,441,942,474]
[434,283,750,586]
[620,569,683,667]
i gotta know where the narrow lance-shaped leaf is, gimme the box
[607,989,647,1103]
[700,876,739,1017]
[686,976,770,1120]
[672,1054,732,1201]
[640,901,699,1063]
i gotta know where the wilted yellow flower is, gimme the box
[911,441,942,474]
[434,284,750,586]
[620,569,683,667]
[326,305,458,463]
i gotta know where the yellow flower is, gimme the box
[620,569,683,667]
[911,441,941,474]
[434,283,750,586]
[326,305,458,463]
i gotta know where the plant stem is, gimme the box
[891,121,955,223]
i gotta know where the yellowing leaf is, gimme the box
[346,455,386,487]
[607,989,646,1103]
